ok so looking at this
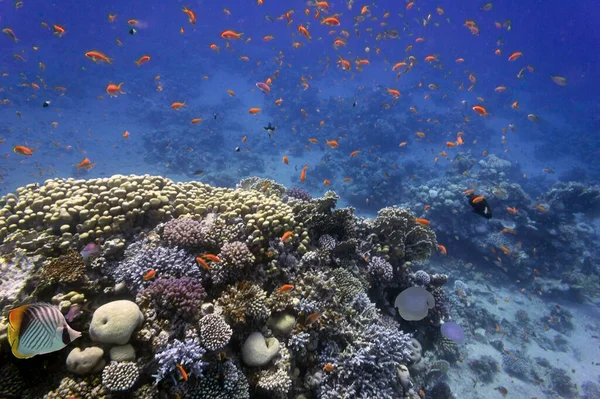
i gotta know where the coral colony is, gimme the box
[0,172,597,399]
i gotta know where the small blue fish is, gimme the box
[8,303,81,359]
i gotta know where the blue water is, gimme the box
[2,0,598,210]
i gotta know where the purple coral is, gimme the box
[219,241,255,269]
[154,334,207,381]
[137,277,206,324]
[162,218,207,248]
[318,234,336,251]
[286,187,312,201]
[367,256,393,282]
[111,241,201,293]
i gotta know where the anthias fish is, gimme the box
[467,193,492,219]
[8,303,81,359]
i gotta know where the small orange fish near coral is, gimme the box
[74,157,95,170]
[306,311,322,325]
[248,107,261,114]
[202,254,221,263]
[415,218,430,226]
[281,231,294,242]
[142,269,156,280]
[13,145,33,156]
[323,179,331,186]
[437,244,447,255]
[277,284,294,294]
[349,150,360,157]
[323,363,335,372]
[283,155,289,164]
[196,257,211,271]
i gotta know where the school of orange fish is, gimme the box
[2,1,567,194]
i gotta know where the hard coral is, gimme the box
[137,277,206,325]
[101,361,139,392]
[154,332,207,381]
[162,217,208,248]
[220,282,271,326]
[41,250,85,283]
[211,241,256,284]
[188,361,249,399]
[199,313,233,351]
[286,186,313,202]
[367,256,394,282]
[111,240,200,293]
[372,206,437,262]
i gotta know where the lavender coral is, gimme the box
[367,256,394,282]
[211,242,256,284]
[286,187,312,202]
[137,277,206,324]
[154,332,207,381]
[162,218,207,248]
[111,240,200,293]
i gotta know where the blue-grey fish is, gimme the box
[8,303,81,359]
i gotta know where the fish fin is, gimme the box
[7,304,29,351]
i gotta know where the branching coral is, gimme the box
[101,361,139,392]
[110,240,200,293]
[199,313,233,351]
[154,331,207,382]
[188,361,250,399]
[211,241,256,284]
[162,217,209,248]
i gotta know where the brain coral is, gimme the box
[0,174,307,256]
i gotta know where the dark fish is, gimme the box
[8,303,81,359]
[193,169,204,175]
[213,113,218,120]
[263,122,276,138]
[467,193,492,219]
[235,147,240,152]
[129,27,137,35]
[42,100,51,108]
[352,101,357,107]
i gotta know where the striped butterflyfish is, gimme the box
[7,302,81,359]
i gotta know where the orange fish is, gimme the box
[308,138,319,144]
[306,311,322,326]
[349,150,360,157]
[13,145,33,156]
[471,196,485,204]
[283,155,289,164]
[171,101,186,110]
[2,28,19,42]
[343,177,352,182]
[472,105,488,116]
[281,231,294,242]
[74,157,96,170]
[277,284,294,294]
[176,364,188,382]
[506,207,518,215]
[321,17,340,26]
[122,131,130,138]
[191,118,203,124]
[387,88,401,97]
[300,164,308,182]
[220,30,243,39]
[415,218,430,226]
[324,179,331,186]
[326,140,339,148]
[196,257,211,271]
[297,25,311,40]
[241,136,247,142]
[202,254,221,263]
[399,141,408,147]
[85,50,112,64]
[248,107,261,114]
[323,363,335,372]
[106,82,125,97]
[227,89,235,97]
[182,6,196,25]
[53,24,66,37]
[135,55,150,67]
[437,244,447,255]
[508,51,523,61]
[142,269,156,280]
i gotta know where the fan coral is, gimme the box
[154,333,207,381]
[111,241,200,293]
[102,361,139,392]
[199,313,233,351]
[162,218,208,248]
[286,187,312,201]
[367,256,394,282]
[137,277,206,324]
